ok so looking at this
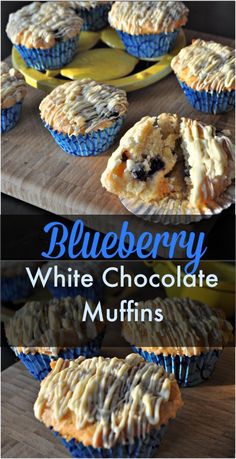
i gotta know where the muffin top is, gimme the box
[40,78,128,136]
[1,62,27,109]
[6,2,83,49]
[122,297,233,356]
[5,296,105,355]
[66,1,111,10]
[34,353,183,448]
[171,39,235,92]
[108,1,189,35]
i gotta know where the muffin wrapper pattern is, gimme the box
[79,4,111,31]
[14,333,104,381]
[120,183,235,226]
[178,80,235,114]
[15,36,80,71]
[1,102,22,134]
[47,282,99,301]
[54,425,167,458]
[43,117,124,156]
[1,274,33,302]
[133,347,221,387]
[117,30,179,59]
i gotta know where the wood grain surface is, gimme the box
[2,30,235,218]
[1,347,235,458]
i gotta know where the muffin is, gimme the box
[42,261,103,300]
[40,78,128,156]
[122,297,233,387]
[6,2,83,71]
[67,1,112,31]
[34,354,183,458]
[1,62,27,134]
[108,1,189,59]
[5,296,105,381]
[171,39,235,114]
[101,113,235,212]
[1,261,37,302]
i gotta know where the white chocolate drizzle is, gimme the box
[108,1,189,35]
[171,39,235,92]
[34,353,181,448]
[5,296,103,355]
[6,2,83,48]
[1,62,27,108]
[39,78,128,136]
[122,297,233,357]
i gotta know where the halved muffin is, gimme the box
[101,113,234,211]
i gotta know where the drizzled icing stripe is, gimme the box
[122,297,233,357]
[39,79,128,136]
[108,1,189,35]
[66,1,111,11]
[6,2,83,48]
[171,39,235,92]
[5,296,103,355]
[1,62,27,108]
[34,353,182,448]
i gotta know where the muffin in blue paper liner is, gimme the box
[15,37,80,71]
[171,39,235,114]
[178,80,235,114]
[5,296,106,381]
[1,102,23,134]
[73,2,111,32]
[14,333,105,381]
[109,2,188,59]
[6,2,83,71]
[54,425,168,458]
[40,79,128,157]
[43,117,124,156]
[117,30,179,59]
[34,354,183,458]
[1,62,27,134]
[132,347,222,388]
[122,297,233,388]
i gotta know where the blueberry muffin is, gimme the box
[122,297,233,387]
[68,1,112,31]
[5,296,105,381]
[101,113,234,211]
[6,2,83,71]
[34,353,183,458]
[108,1,189,59]
[171,39,235,113]
[1,62,27,134]
[40,78,128,156]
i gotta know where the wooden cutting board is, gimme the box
[2,30,235,218]
[1,347,235,458]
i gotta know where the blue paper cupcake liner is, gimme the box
[1,274,33,302]
[54,425,167,458]
[47,282,99,301]
[178,80,235,114]
[43,117,124,156]
[15,36,80,71]
[14,333,104,381]
[1,102,22,134]
[79,4,111,31]
[117,30,179,59]
[133,347,221,387]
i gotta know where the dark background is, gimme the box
[1,1,235,58]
